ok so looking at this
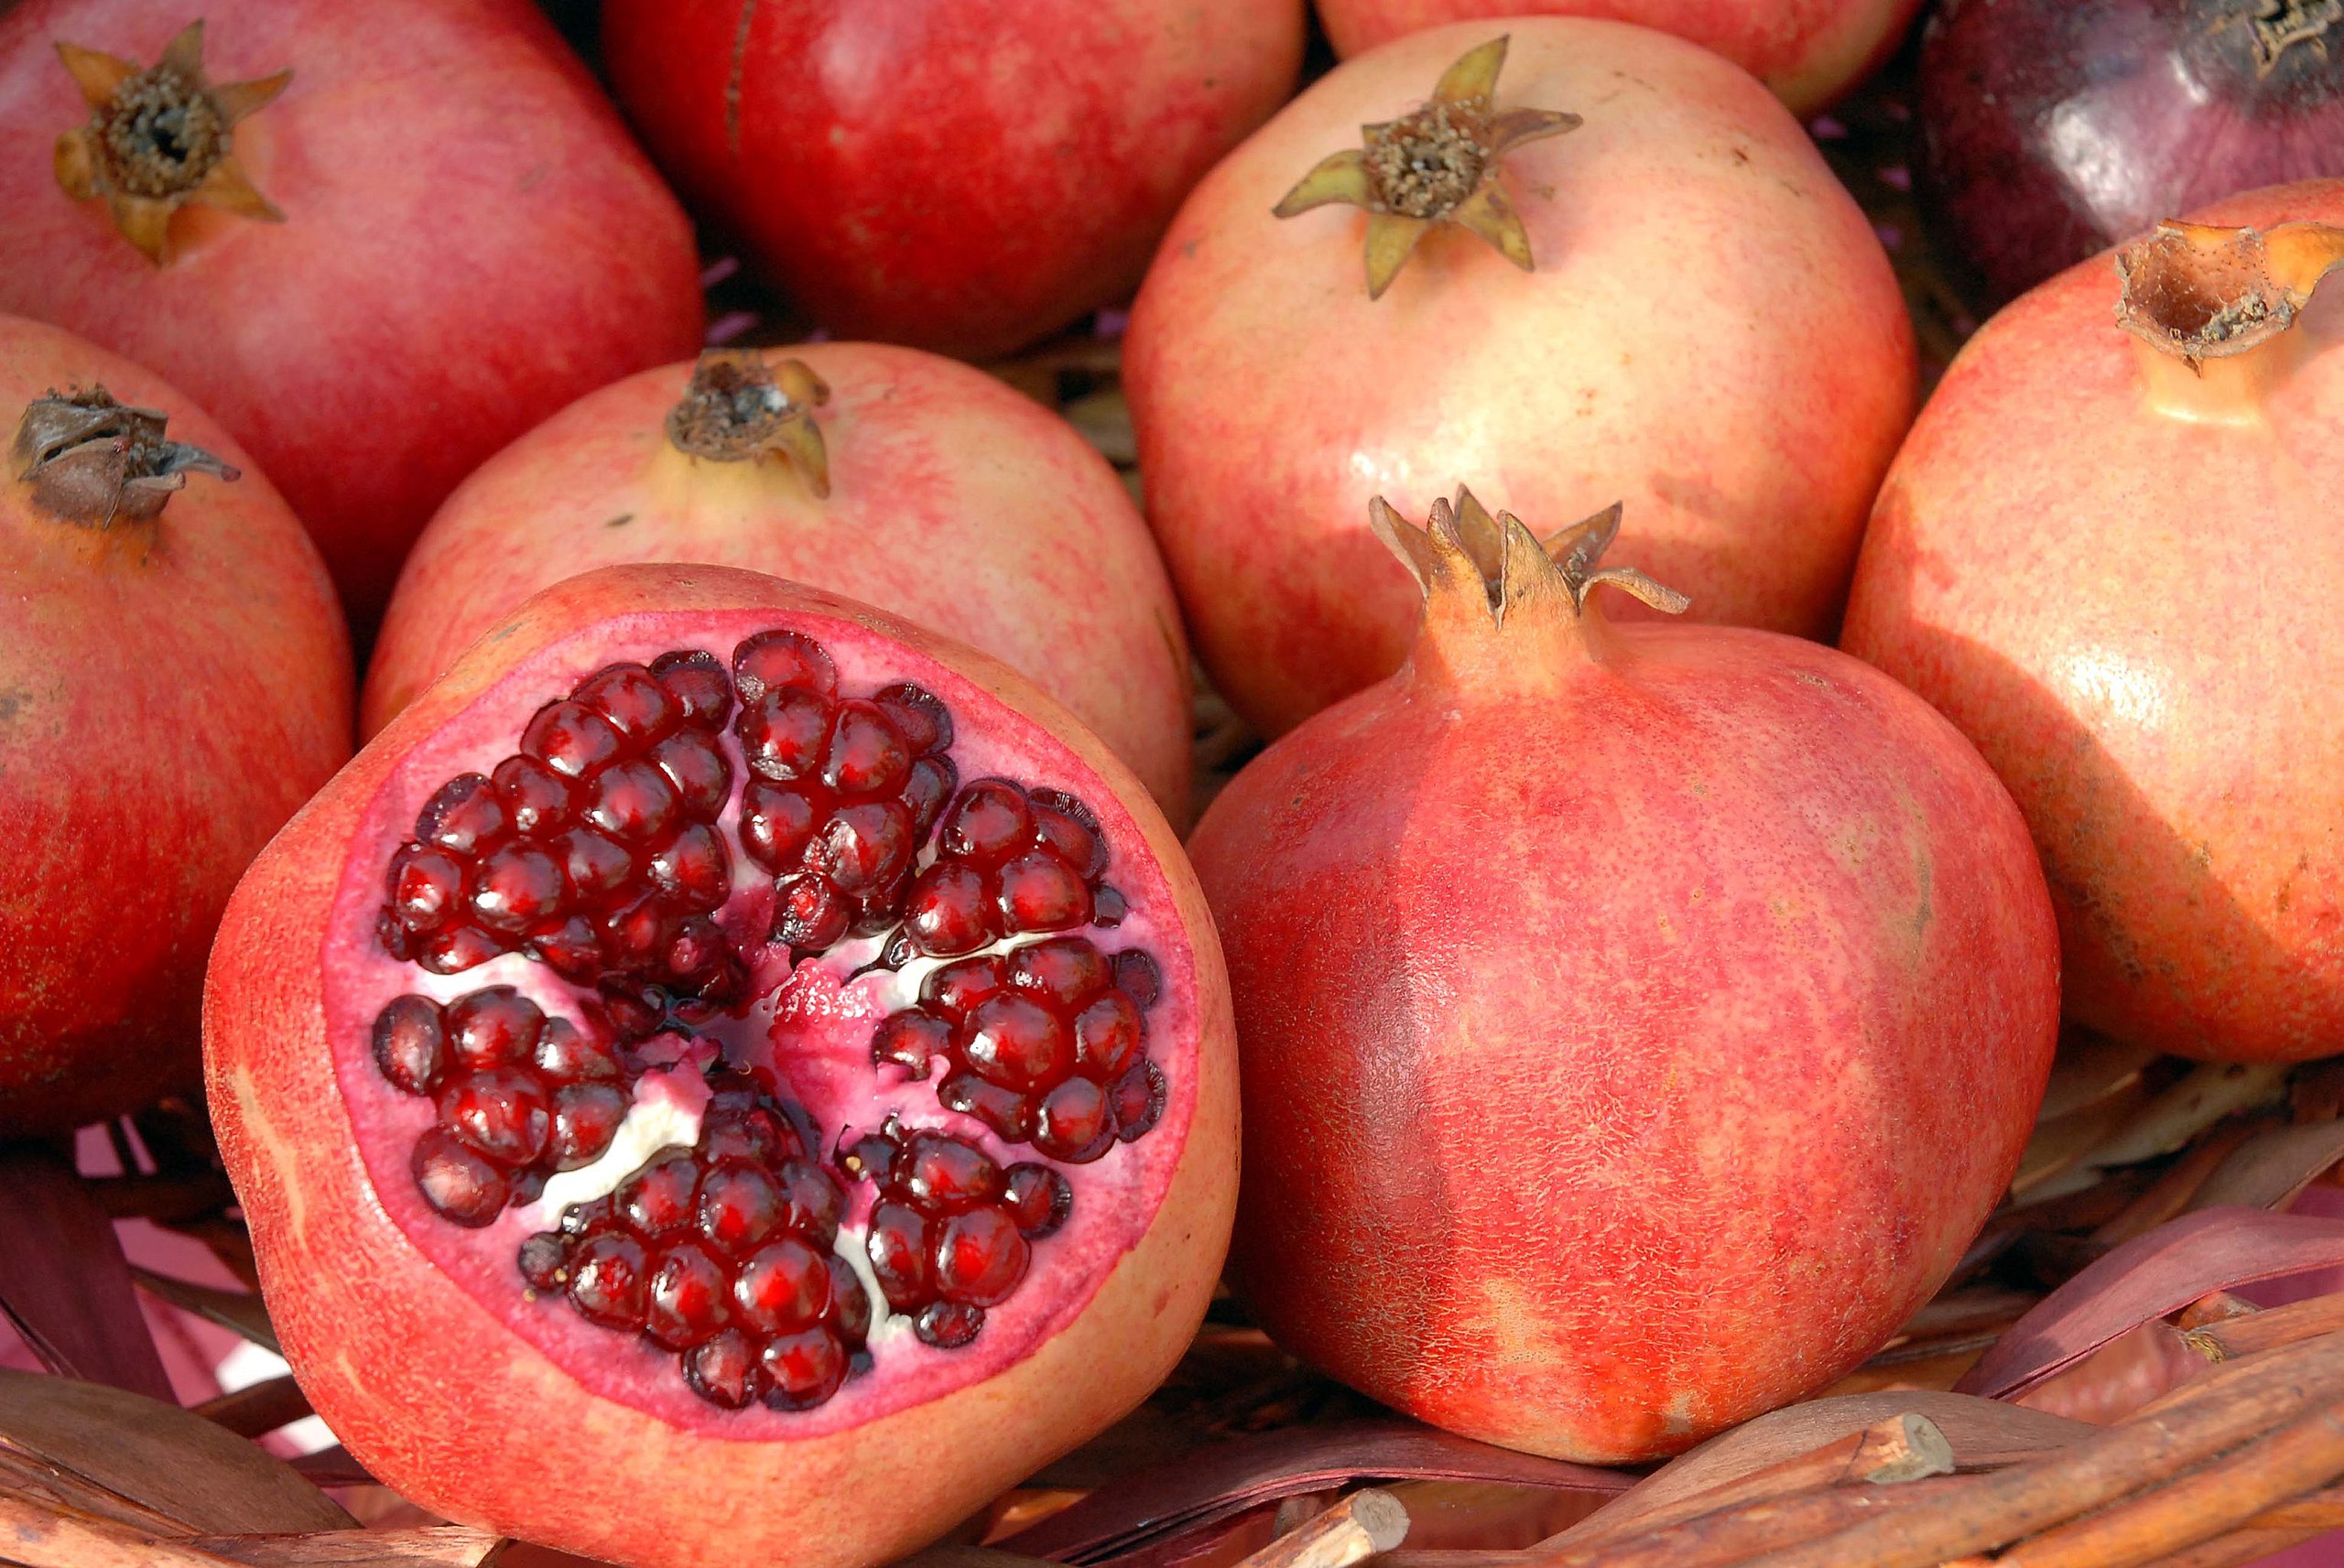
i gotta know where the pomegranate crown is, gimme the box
[2115,218,2344,366]
[1368,487,1687,627]
[665,349,833,498]
[1275,37,1581,300]
[10,384,238,526]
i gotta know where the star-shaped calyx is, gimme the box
[1275,37,1581,300]
[2114,219,2344,367]
[1370,486,1687,634]
[11,385,240,527]
[51,20,290,266]
[664,350,834,498]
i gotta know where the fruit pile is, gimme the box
[4,2,2342,1567]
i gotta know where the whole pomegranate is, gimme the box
[1318,0,1922,114]
[1843,181,2344,1065]
[0,0,704,625]
[1126,23,1915,740]
[205,564,1235,1568]
[2,313,349,1135]
[1188,490,2056,1462]
[599,0,1304,359]
[367,346,1193,825]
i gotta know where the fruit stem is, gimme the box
[2116,220,2344,425]
[666,350,832,497]
[1368,489,1686,692]
[9,387,239,526]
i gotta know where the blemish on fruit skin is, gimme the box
[230,1067,305,1234]
[605,514,635,529]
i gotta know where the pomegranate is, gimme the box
[598,0,1304,359]
[366,345,1193,825]
[1843,182,2344,1065]
[1187,489,2057,1461]
[203,564,1234,1567]
[1125,24,1915,739]
[1318,0,1923,115]
[0,0,705,626]
[1,312,349,1135]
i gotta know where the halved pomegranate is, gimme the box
[204,565,1235,1568]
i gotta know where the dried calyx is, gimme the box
[2116,219,2344,363]
[2242,0,2340,74]
[11,386,239,525]
[1275,38,1580,299]
[51,21,290,265]
[666,351,832,497]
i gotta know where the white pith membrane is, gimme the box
[323,610,1196,1434]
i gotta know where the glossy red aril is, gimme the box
[0,0,703,625]
[1318,0,1922,115]
[367,345,1193,823]
[1844,182,2344,1064]
[1188,489,2056,1461]
[1126,24,1915,739]
[204,564,1234,1568]
[0,314,349,1134]
[598,0,1305,358]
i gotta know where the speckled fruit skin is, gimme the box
[1125,20,1915,740]
[1841,181,2344,1065]
[1,315,350,1135]
[364,343,1194,826]
[204,564,1238,1568]
[1318,0,1923,114]
[1188,536,2056,1461]
[599,0,1304,359]
[0,0,705,627]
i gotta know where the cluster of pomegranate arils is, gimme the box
[364,630,1167,1411]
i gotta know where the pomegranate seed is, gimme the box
[916,1300,984,1348]
[849,878,909,938]
[805,800,913,894]
[649,730,732,820]
[732,1238,830,1333]
[385,844,465,932]
[531,1017,622,1082]
[995,851,1092,932]
[439,1068,553,1166]
[1113,949,1164,1010]
[664,914,731,982]
[527,915,602,979]
[939,781,1032,866]
[695,1159,784,1255]
[683,1328,764,1408]
[372,995,445,1095]
[645,1240,732,1349]
[732,629,838,702]
[567,1232,651,1330]
[874,682,951,755]
[492,754,576,838]
[864,1201,932,1308]
[524,699,626,778]
[412,1126,509,1226]
[739,779,824,871]
[773,1159,844,1245]
[468,843,567,935]
[831,1268,874,1341]
[548,1081,628,1169]
[920,956,1006,1021]
[1091,885,1127,926]
[1009,937,1112,1009]
[937,1073,1033,1141]
[903,862,993,956]
[573,663,678,742]
[1072,991,1144,1079]
[1112,1059,1168,1142]
[416,773,508,856]
[552,827,635,903]
[835,1132,899,1188]
[900,1132,1003,1214]
[820,700,912,797]
[873,1011,951,1078]
[700,1107,800,1164]
[583,759,681,843]
[444,988,545,1068]
[1030,789,1108,879]
[960,994,1071,1091]
[1003,1164,1072,1238]
[760,1326,847,1410]
[904,754,958,835]
[616,1150,700,1238]
[737,687,834,782]
[419,923,505,974]
[1033,1076,1113,1162]
[772,874,850,949]
[559,1195,616,1236]
[651,648,734,730]
[518,1232,569,1292]
[376,913,418,961]
[647,822,732,912]
[600,893,671,968]
[933,1206,1029,1306]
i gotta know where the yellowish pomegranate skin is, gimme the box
[205,565,1238,1568]
[1126,19,1915,739]
[1842,179,2344,1065]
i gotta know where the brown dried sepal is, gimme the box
[11,385,239,527]
[1274,37,1581,299]
[665,350,832,498]
[2115,219,2344,365]
[1368,485,1688,626]
[52,20,290,266]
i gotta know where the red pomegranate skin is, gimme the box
[0,0,705,626]
[599,0,1304,359]
[1842,181,2344,1065]
[1188,503,2056,1461]
[1126,20,1916,739]
[1318,0,1923,114]
[204,565,1237,1568]
[365,344,1194,825]
[2,314,351,1134]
